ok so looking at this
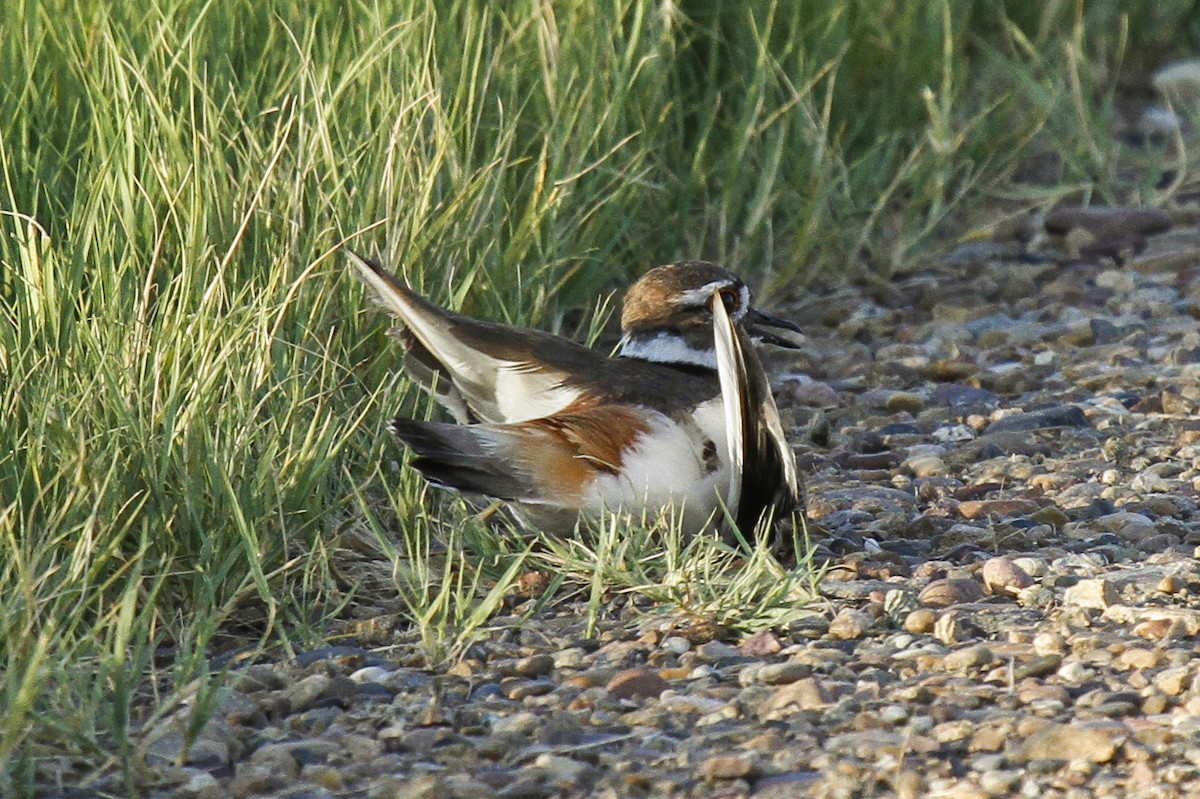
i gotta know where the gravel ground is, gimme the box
[50,203,1200,799]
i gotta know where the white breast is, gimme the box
[581,398,731,532]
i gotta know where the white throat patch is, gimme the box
[618,333,718,369]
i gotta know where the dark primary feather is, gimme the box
[711,290,800,534]
[388,418,536,500]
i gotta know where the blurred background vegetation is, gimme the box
[2,0,1199,791]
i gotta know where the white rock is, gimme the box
[1063,578,1117,610]
[931,424,975,444]
[1057,660,1096,683]
[350,666,391,684]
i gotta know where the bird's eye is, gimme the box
[719,288,739,312]
[706,286,741,315]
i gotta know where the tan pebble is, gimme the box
[969,721,1013,752]
[914,654,943,672]
[905,454,947,477]
[1132,604,1200,633]
[980,556,1034,597]
[1015,722,1117,763]
[1016,716,1053,738]
[1143,692,1169,715]
[932,719,974,743]
[1063,578,1117,610]
[904,608,937,634]
[1130,760,1157,783]
[636,630,661,645]
[605,668,668,700]
[283,674,332,712]
[919,578,983,608]
[944,644,994,671]
[828,608,873,640]
[1158,575,1183,594]
[1032,631,1067,656]
[1117,648,1162,670]
[1154,667,1190,696]
[1019,682,1070,705]
[445,660,477,678]
[761,677,832,716]
[700,754,756,782]
[1056,657,1094,681]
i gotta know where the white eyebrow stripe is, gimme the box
[679,280,733,303]
[678,281,750,321]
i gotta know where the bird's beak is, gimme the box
[746,307,805,348]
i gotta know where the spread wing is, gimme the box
[349,249,721,423]
[350,250,594,423]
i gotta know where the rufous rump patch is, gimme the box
[513,407,652,500]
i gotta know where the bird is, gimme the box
[348,250,803,536]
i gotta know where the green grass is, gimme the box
[2,0,1200,793]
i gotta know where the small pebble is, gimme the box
[757,662,809,685]
[606,668,669,700]
[904,609,938,634]
[1063,578,1117,610]
[828,608,873,640]
[660,636,692,655]
[944,645,994,671]
[919,578,984,608]
[700,754,756,781]
[980,556,1034,597]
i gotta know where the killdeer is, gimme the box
[349,251,802,535]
